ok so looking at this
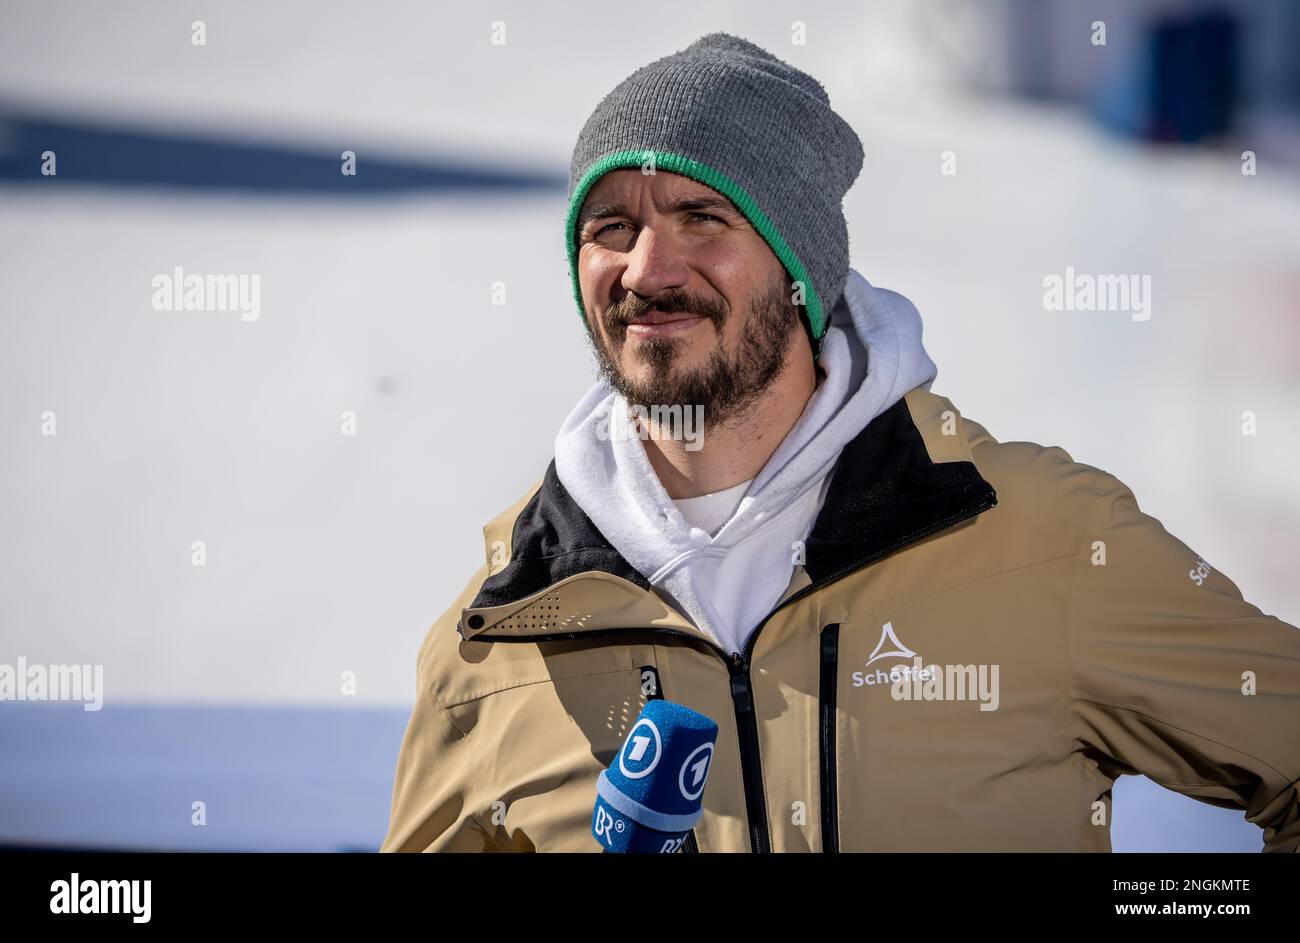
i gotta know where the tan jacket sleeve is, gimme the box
[1070,472,1300,852]
[380,635,494,853]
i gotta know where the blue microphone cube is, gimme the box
[592,699,719,853]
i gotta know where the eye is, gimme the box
[689,212,721,223]
[592,221,631,239]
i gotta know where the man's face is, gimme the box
[575,169,805,428]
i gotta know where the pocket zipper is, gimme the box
[819,623,841,853]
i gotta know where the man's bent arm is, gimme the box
[1070,471,1300,851]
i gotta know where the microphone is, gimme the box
[591,699,718,853]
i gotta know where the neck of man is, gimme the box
[641,336,822,500]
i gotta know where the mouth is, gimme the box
[624,309,708,337]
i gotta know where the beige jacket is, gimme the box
[381,387,1300,852]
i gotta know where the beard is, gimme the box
[586,272,802,431]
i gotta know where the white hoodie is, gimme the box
[554,267,939,656]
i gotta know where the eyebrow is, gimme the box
[576,194,737,233]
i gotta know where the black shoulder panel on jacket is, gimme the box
[801,397,997,583]
[468,460,650,609]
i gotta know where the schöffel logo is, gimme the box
[851,622,933,687]
[852,621,1000,711]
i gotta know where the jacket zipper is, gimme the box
[728,649,769,853]
[468,491,996,853]
[819,623,841,853]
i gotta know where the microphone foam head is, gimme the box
[592,699,718,853]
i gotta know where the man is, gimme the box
[381,33,1299,852]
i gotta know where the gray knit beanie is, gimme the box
[565,32,864,357]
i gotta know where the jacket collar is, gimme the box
[460,394,996,641]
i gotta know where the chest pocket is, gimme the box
[444,634,661,756]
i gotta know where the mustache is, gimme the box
[605,289,726,329]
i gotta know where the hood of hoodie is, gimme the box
[553,267,939,653]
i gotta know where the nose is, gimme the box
[619,225,690,301]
